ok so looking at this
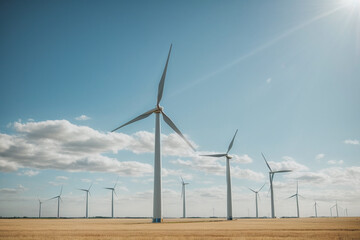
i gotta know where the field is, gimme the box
[0,217,359,239]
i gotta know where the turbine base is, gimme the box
[227,217,233,220]
[152,218,163,223]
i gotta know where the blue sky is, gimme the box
[0,0,359,218]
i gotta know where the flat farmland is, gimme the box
[0,217,359,239]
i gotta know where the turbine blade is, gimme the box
[59,186,63,196]
[200,153,227,158]
[261,153,272,171]
[180,176,184,184]
[114,190,118,198]
[248,188,256,193]
[226,129,238,154]
[157,44,172,106]
[273,170,292,173]
[114,176,119,188]
[111,108,156,132]
[258,183,266,192]
[78,188,87,192]
[162,111,196,151]
[88,183,93,191]
[48,196,58,201]
[287,194,296,199]
[104,188,113,190]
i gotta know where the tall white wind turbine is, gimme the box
[249,183,266,218]
[201,129,238,220]
[49,186,63,218]
[262,153,292,218]
[287,181,303,218]
[105,179,118,218]
[111,45,196,223]
[180,176,189,218]
[78,183,92,218]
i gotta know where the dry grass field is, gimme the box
[0,217,359,239]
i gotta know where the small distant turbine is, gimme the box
[331,201,339,217]
[314,201,319,218]
[78,183,92,218]
[287,181,303,218]
[38,199,44,218]
[180,177,189,218]
[49,186,63,218]
[262,153,292,218]
[201,129,238,220]
[105,178,118,218]
[248,183,266,218]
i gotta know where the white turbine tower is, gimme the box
[180,177,189,218]
[38,199,43,218]
[111,45,196,223]
[49,186,63,218]
[314,201,319,218]
[78,183,92,218]
[248,183,265,218]
[262,153,292,218]
[287,181,303,218]
[105,179,118,218]
[201,129,238,220]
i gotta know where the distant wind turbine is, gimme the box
[262,153,292,218]
[314,201,319,218]
[287,181,303,218]
[249,183,266,218]
[78,183,92,218]
[105,179,118,218]
[49,186,63,218]
[201,129,238,220]
[38,199,44,218]
[111,44,196,223]
[180,177,189,218]
[331,201,339,217]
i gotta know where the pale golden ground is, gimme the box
[0,217,359,239]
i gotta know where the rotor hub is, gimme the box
[155,105,163,113]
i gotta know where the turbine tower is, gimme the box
[49,186,63,218]
[262,153,292,218]
[287,181,303,218]
[38,199,43,218]
[248,183,265,218]
[105,179,118,218]
[78,183,92,218]
[180,177,189,218]
[111,45,196,223]
[201,129,238,220]
[314,201,319,218]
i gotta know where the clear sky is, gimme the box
[0,0,359,218]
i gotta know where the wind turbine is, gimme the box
[331,201,339,217]
[38,199,43,218]
[314,201,319,218]
[248,183,266,218]
[78,183,92,218]
[262,153,292,218]
[111,44,196,223]
[180,176,189,218]
[105,179,118,218]
[287,181,303,218]
[201,129,238,220]
[49,186,63,218]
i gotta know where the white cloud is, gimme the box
[75,115,91,121]
[266,78,272,83]
[327,160,344,165]
[81,178,92,183]
[0,184,26,194]
[315,153,325,160]
[56,176,68,180]
[17,169,39,177]
[344,139,359,145]
[266,156,308,171]
[0,119,198,176]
